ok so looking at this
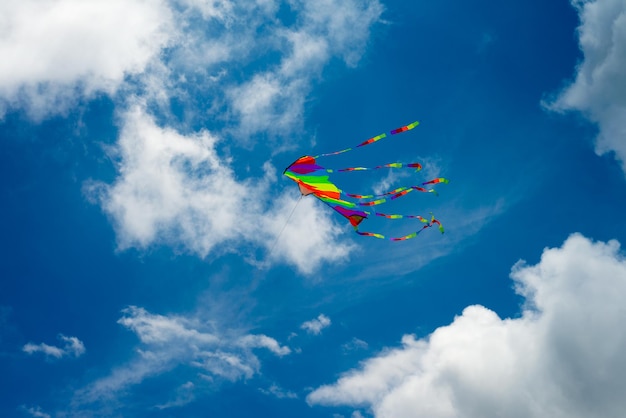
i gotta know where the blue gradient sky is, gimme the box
[2,1,626,417]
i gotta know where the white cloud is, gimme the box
[155,381,196,410]
[332,412,367,418]
[88,106,354,274]
[308,234,626,418]
[0,0,383,138]
[1,0,382,271]
[0,0,173,118]
[23,334,85,359]
[225,0,383,136]
[342,338,369,352]
[265,193,356,274]
[546,0,626,174]
[290,0,384,67]
[259,384,299,399]
[301,314,331,335]
[76,305,290,404]
[21,406,51,418]
[117,306,218,346]
[91,105,255,255]
[227,72,308,137]
[1,0,383,271]
[238,334,292,356]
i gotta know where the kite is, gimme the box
[283,121,448,241]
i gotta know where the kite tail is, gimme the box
[353,214,444,241]
[314,121,419,158]
[422,177,449,186]
[327,162,422,173]
[341,178,448,206]
[355,179,448,207]
[354,229,386,239]
[372,212,430,221]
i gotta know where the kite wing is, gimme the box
[284,155,368,227]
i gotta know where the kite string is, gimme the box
[267,195,303,259]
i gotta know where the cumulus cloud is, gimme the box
[23,334,85,359]
[308,234,626,418]
[77,305,290,404]
[93,105,256,256]
[88,106,353,273]
[265,194,355,274]
[546,0,626,174]
[300,314,331,335]
[0,0,173,118]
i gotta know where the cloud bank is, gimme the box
[308,234,626,418]
[547,0,626,174]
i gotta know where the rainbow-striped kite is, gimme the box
[283,121,448,241]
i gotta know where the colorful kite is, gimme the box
[283,121,448,241]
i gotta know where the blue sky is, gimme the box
[2,0,626,417]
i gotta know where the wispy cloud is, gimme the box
[300,314,331,335]
[342,338,369,352]
[155,381,196,410]
[371,155,442,196]
[23,335,85,359]
[75,305,290,406]
[20,405,51,418]
[308,233,626,417]
[226,0,384,136]
[259,384,298,399]
[545,0,626,174]
[350,199,505,282]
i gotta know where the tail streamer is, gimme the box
[314,121,420,159]
[354,179,448,207]
[353,215,444,241]
[328,162,422,172]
